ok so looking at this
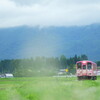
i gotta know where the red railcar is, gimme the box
[76,60,97,80]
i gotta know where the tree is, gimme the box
[80,54,88,60]
[60,55,67,69]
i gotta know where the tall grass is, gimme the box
[0,77,100,100]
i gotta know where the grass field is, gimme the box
[0,77,100,100]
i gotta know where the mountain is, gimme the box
[0,24,100,61]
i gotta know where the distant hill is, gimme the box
[0,24,100,61]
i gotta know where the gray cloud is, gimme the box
[10,0,39,5]
[0,0,100,27]
[10,0,100,5]
[10,0,50,6]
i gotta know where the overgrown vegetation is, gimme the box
[0,54,88,77]
[0,77,100,100]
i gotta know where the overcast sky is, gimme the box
[0,0,100,28]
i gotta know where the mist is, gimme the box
[20,30,61,58]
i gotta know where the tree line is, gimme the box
[0,54,88,77]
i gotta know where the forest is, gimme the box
[0,54,88,77]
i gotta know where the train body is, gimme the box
[76,60,97,80]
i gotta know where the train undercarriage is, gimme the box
[77,76,97,80]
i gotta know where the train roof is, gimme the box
[76,60,96,64]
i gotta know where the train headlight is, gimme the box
[93,71,97,74]
[83,61,86,64]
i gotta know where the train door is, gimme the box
[87,62,92,74]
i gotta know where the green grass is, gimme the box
[0,77,100,100]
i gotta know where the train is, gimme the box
[76,60,97,80]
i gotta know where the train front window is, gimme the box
[83,65,86,69]
[77,63,82,69]
[87,63,92,69]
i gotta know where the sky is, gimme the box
[0,0,100,28]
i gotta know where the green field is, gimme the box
[0,77,100,100]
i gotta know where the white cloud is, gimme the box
[0,0,100,27]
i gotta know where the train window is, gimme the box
[83,65,86,69]
[77,63,82,69]
[87,63,92,69]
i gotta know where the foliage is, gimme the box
[0,54,88,77]
[96,61,100,66]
